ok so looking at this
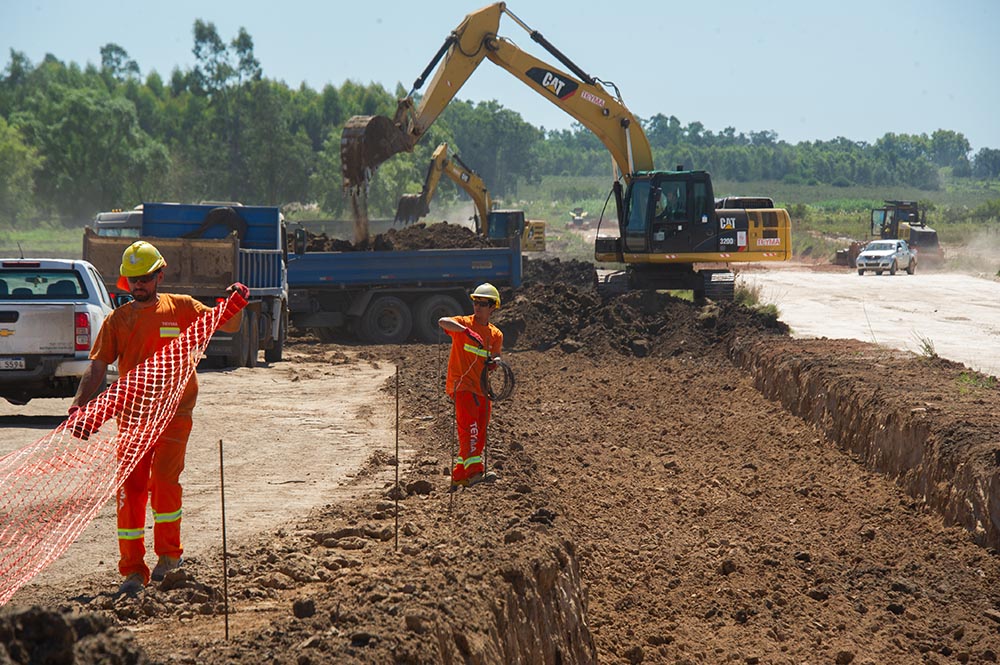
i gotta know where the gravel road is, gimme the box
[738,269,1000,376]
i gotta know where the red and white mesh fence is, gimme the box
[0,292,247,605]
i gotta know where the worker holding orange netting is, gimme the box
[438,283,505,491]
[69,241,246,594]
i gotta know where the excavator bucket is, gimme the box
[395,194,429,225]
[340,115,413,190]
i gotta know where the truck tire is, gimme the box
[245,311,259,368]
[361,296,412,344]
[906,260,916,275]
[413,295,462,343]
[889,260,897,276]
[311,327,338,343]
[225,316,249,368]
[264,312,285,363]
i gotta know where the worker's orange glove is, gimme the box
[465,328,485,348]
[227,282,249,301]
[67,405,96,441]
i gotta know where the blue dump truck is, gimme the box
[285,235,522,344]
[83,203,287,367]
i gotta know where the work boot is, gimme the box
[466,470,499,487]
[448,477,469,493]
[118,572,145,595]
[151,555,182,582]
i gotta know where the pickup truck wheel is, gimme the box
[245,311,259,368]
[889,260,897,276]
[906,261,916,275]
[361,296,412,344]
[413,295,462,343]
[264,312,285,363]
[858,269,865,276]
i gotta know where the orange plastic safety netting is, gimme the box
[0,292,247,605]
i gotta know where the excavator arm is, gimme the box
[395,143,492,233]
[341,2,653,192]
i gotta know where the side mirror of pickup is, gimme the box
[113,293,134,308]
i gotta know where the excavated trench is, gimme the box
[729,334,1000,552]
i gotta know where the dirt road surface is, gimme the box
[738,267,1000,376]
[1,346,401,591]
[2,258,999,664]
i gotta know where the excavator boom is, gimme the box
[341,2,652,192]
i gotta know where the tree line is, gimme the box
[1,22,998,226]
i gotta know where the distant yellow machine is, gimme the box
[395,142,544,251]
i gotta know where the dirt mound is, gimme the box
[292,222,490,252]
[523,256,597,288]
[0,606,147,664]
[496,285,787,357]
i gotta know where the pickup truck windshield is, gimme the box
[0,270,85,299]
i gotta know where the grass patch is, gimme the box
[0,225,83,259]
[956,371,998,392]
[913,333,938,360]
[734,279,780,319]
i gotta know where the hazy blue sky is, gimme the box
[4,0,998,151]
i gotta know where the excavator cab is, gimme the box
[620,171,717,255]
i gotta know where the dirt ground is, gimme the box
[3,228,1000,664]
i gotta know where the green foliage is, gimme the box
[955,371,997,391]
[0,116,41,225]
[1,28,998,226]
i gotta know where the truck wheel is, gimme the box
[906,261,916,275]
[245,311,259,368]
[361,296,412,344]
[889,260,897,276]
[264,312,285,363]
[858,269,865,276]
[311,327,337,343]
[225,315,250,368]
[413,295,462,343]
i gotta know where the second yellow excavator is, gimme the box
[395,142,545,251]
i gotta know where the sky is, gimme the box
[3,0,999,152]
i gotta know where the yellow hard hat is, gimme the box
[470,282,500,309]
[117,241,166,290]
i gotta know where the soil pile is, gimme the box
[496,285,787,357]
[0,606,147,664]
[291,222,490,252]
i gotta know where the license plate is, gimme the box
[0,357,25,370]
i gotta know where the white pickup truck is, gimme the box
[0,258,117,405]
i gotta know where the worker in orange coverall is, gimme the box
[438,283,504,490]
[69,240,245,595]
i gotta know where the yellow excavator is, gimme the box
[394,142,545,251]
[341,2,790,299]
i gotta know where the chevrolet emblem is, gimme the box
[0,329,13,337]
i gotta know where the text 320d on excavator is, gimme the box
[340,2,791,300]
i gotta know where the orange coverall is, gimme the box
[90,294,210,583]
[445,314,503,482]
